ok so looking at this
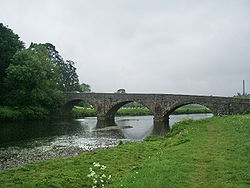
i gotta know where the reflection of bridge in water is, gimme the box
[62,93,250,135]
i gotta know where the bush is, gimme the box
[0,106,22,121]
[0,106,49,121]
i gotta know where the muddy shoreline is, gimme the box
[0,145,118,172]
[0,137,140,172]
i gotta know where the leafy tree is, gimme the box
[5,43,63,113]
[115,89,126,94]
[0,23,82,119]
[44,43,80,91]
[0,23,24,103]
[80,83,91,93]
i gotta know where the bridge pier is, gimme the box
[151,121,171,136]
[96,115,116,128]
[151,115,170,136]
[153,115,169,124]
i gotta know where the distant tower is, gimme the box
[243,80,246,95]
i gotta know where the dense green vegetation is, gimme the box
[71,105,212,119]
[0,23,24,102]
[0,106,49,121]
[0,23,82,121]
[1,115,249,187]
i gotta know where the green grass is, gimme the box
[0,115,249,187]
[71,105,212,118]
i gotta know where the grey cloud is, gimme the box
[0,0,249,96]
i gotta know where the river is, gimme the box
[0,113,212,172]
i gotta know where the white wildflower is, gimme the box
[101,174,106,178]
[94,162,101,167]
[100,165,106,170]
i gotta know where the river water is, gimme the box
[0,113,212,171]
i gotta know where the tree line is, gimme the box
[0,23,88,120]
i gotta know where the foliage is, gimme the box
[116,108,152,116]
[0,106,22,121]
[0,23,82,120]
[71,107,96,118]
[115,89,126,94]
[173,106,212,114]
[0,115,249,187]
[44,43,80,91]
[4,43,63,113]
[0,23,24,104]
[79,83,91,93]
[0,106,49,121]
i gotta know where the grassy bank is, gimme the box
[72,105,212,118]
[0,106,49,121]
[0,115,249,187]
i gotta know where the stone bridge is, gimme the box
[61,93,250,125]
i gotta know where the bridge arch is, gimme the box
[163,102,217,120]
[104,100,154,122]
[61,98,97,117]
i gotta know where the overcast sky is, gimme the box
[0,0,250,96]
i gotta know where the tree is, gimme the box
[0,23,24,103]
[5,43,63,112]
[80,83,91,93]
[115,89,126,94]
[44,43,80,91]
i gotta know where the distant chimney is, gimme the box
[243,80,246,95]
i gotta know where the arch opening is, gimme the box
[106,101,156,138]
[62,99,96,119]
[164,103,214,124]
[170,104,213,116]
[106,101,153,120]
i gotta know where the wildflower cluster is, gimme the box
[87,162,112,188]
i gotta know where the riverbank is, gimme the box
[0,106,50,121]
[0,114,249,187]
[71,106,212,119]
